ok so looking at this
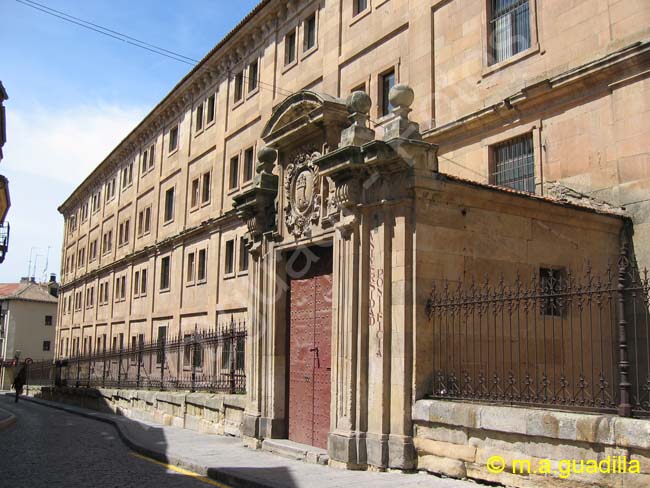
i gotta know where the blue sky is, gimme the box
[0,0,259,282]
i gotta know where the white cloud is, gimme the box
[0,102,147,282]
[4,102,147,185]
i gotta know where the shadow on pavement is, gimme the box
[11,389,299,488]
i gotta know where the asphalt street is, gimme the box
[0,394,225,488]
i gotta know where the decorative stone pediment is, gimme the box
[261,91,348,149]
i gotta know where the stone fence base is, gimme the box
[413,400,650,488]
[29,386,245,437]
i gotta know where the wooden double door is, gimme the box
[287,246,333,449]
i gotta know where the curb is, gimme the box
[18,395,270,488]
[0,407,16,430]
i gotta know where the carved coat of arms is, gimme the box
[284,150,321,237]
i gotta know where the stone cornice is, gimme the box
[59,210,238,293]
[422,40,650,146]
[58,0,309,215]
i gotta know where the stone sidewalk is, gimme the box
[19,394,476,488]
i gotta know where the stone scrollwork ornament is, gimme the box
[284,150,322,238]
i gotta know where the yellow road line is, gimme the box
[130,452,231,488]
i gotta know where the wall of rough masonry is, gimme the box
[29,386,245,437]
[413,400,650,488]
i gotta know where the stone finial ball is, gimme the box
[257,146,277,165]
[346,91,372,114]
[389,84,414,109]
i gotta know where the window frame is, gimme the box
[206,93,216,126]
[229,155,240,191]
[482,0,540,75]
[224,239,235,277]
[247,59,259,95]
[243,147,255,184]
[238,237,249,273]
[163,187,175,224]
[303,12,318,55]
[195,101,204,133]
[489,131,536,194]
[159,255,171,292]
[233,70,244,103]
[284,29,297,67]
[168,124,179,155]
[379,68,396,118]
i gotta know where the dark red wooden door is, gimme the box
[287,247,332,449]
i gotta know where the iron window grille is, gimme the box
[492,133,535,193]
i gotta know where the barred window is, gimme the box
[492,134,535,193]
[490,0,531,64]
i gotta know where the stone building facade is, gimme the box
[56,0,648,480]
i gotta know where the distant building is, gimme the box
[0,81,10,263]
[0,276,58,389]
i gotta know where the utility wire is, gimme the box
[16,0,298,99]
[15,0,198,65]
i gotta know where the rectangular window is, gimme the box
[195,102,204,131]
[160,256,171,291]
[354,0,368,16]
[243,147,254,182]
[122,162,133,189]
[239,238,249,272]
[490,0,531,64]
[229,156,239,190]
[206,94,216,124]
[120,276,126,300]
[164,188,175,222]
[201,172,211,204]
[492,133,535,193]
[248,60,258,93]
[45,315,53,326]
[148,144,155,170]
[224,239,235,275]
[134,270,140,297]
[90,239,97,261]
[141,148,149,173]
[141,269,148,295]
[144,207,151,233]
[197,249,207,282]
[168,125,179,153]
[285,30,296,65]
[187,251,196,284]
[304,14,316,51]
[190,177,200,208]
[43,340,51,352]
[81,202,89,222]
[380,70,395,117]
[234,71,244,102]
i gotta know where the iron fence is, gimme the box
[32,317,246,394]
[426,255,650,417]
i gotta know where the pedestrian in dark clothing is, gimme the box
[11,366,26,403]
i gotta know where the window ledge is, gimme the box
[246,87,259,100]
[200,200,211,209]
[282,59,298,75]
[232,98,245,110]
[227,187,239,196]
[350,8,371,26]
[168,148,179,157]
[223,272,236,280]
[482,43,540,78]
[205,119,216,129]
[300,45,318,61]
[194,128,204,138]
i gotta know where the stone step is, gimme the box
[261,438,329,465]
